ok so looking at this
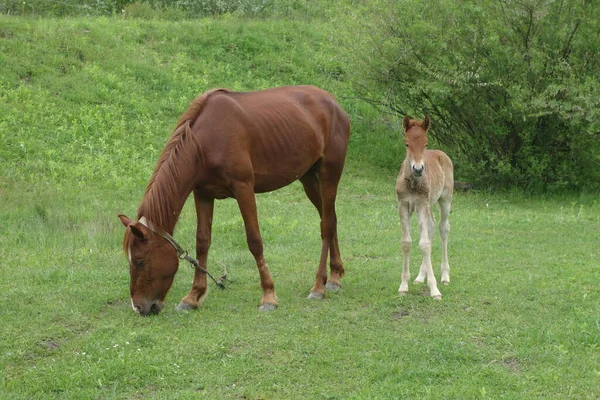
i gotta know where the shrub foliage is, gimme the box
[0,0,311,18]
[352,0,600,192]
[3,0,598,192]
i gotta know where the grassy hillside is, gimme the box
[1,16,398,192]
[1,15,599,399]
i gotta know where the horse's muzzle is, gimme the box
[132,299,165,316]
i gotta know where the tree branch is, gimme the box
[561,18,581,60]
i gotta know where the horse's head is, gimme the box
[118,215,179,316]
[403,114,430,178]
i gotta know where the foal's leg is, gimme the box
[233,182,278,311]
[177,192,214,311]
[398,200,412,295]
[415,209,434,284]
[438,198,451,285]
[416,202,441,299]
[300,172,344,292]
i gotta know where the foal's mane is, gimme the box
[135,88,229,232]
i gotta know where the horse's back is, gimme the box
[201,85,347,145]
[193,86,349,193]
[232,86,349,138]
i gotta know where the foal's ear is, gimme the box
[422,115,430,131]
[118,214,132,227]
[403,114,411,131]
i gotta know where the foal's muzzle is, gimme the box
[412,165,424,176]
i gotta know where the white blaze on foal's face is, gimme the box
[403,114,430,178]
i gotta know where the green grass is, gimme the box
[2,167,599,399]
[1,15,599,399]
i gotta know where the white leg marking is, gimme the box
[417,203,441,299]
[399,201,412,294]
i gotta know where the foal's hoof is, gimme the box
[175,302,197,312]
[307,291,325,300]
[258,303,278,312]
[432,295,442,301]
[325,282,342,292]
[441,280,450,285]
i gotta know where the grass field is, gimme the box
[1,15,599,399]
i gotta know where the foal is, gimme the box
[396,115,453,299]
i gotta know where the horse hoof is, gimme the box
[398,290,408,296]
[325,282,342,292]
[175,302,197,312]
[258,303,277,312]
[307,291,324,300]
[432,295,442,301]
[414,278,425,284]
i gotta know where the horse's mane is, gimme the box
[135,88,229,232]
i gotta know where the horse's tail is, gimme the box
[175,88,230,130]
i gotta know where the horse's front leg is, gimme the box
[416,202,441,299]
[234,182,278,311]
[398,200,412,295]
[177,193,214,311]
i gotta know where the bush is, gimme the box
[350,0,600,192]
[0,0,125,16]
[0,0,317,18]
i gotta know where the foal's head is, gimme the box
[403,115,430,178]
[118,215,179,316]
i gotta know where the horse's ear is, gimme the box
[118,214,132,227]
[129,222,149,241]
[403,115,411,131]
[422,115,430,131]
[119,215,149,240]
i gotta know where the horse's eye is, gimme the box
[405,143,409,147]
[133,259,144,268]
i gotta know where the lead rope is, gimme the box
[178,251,226,290]
[139,217,226,290]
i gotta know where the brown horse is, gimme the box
[118,86,350,315]
[396,115,453,299]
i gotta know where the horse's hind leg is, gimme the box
[233,182,278,311]
[438,197,451,285]
[305,161,344,300]
[300,172,344,293]
[325,212,344,292]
